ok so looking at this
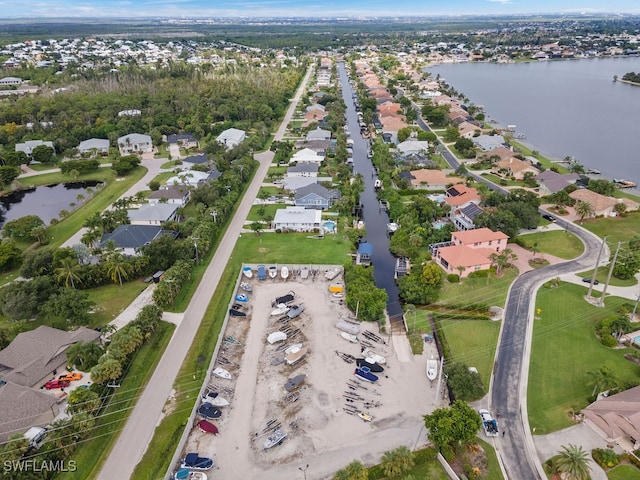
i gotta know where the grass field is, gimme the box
[581,211,640,246]
[61,321,175,480]
[528,283,639,434]
[85,282,150,327]
[481,173,524,187]
[517,230,585,260]
[440,319,501,389]
[437,268,519,310]
[608,464,640,480]
[577,266,638,287]
[246,203,286,221]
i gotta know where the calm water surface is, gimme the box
[429,57,640,184]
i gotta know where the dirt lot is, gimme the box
[182,267,443,479]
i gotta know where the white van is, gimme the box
[24,426,47,449]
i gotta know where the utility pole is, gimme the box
[599,242,621,307]
[631,291,640,321]
[587,235,608,298]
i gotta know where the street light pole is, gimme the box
[299,463,309,480]
[587,235,608,298]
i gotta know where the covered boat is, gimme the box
[268,266,278,278]
[273,291,295,306]
[325,267,341,280]
[300,267,309,279]
[284,373,306,392]
[174,468,208,480]
[242,266,253,278]
[213,367,232,380]
[181,452,214,470]
[198,403,222,419]
[336,321,359,336]
[240,282,252,292]
[341,332,359,343]
[267,331,287,344]
[354,366,378,383]
[235,293,249,302]
[284,345,308,366]
[356,358,384,373]
[207,396,229,407]
[281,266,289,280]
[263,428,287,449]
[197,419,219,435]
[270,303,290,316]
[229,308,246,317]
[257,265,266,280]
[426,356,438,381]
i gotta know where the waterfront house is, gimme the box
[117,133,153,155]
[473,134,506,151]
[15,140,54,156]
[290,148,324,164]
[451,203,484,231]
[306,127,331,142]
[216,128,246,150]
[272,206,321,232]
[493,157,540,180]
[294,183,340,210]
[287,162,319,177]
[535,170,580,195]
[148,185,190,206]
[78,138,110,157]
[458,121,482,139]
[409,169,464,190]
[396,140,430,155]
[128,203,179,225]
[569,189,639,218]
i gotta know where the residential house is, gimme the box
[452,203,484,231]
[583,385,640,451]
[294,138,334,154]
[445,184,482,229]
[272,206,322,232]
[294,183,340,210]
[458,121,481,139]
[100,224,175,256]
[473,134,506,151]
[78,138,110,156]
[0,325,101,388]
[117,133,153,155]
[433,228,509,278]
[396,140,430,155]
[167,133,198,149]
[535,170,580,195]
[287,162,319,177]
[148,185,190,206]
[476,146,519,164]
[15,140,54,156]
[182,153,209,169]
[306,128,331,142]
[0,76,22,86]
[0,382,60,442]
[128,203,179,225]
[282,176,318,192]
[409,169,464,190]
[165,169,220,187]
[395,153,437,168]
[302,108,328,128]
[216,128,246,150]
[569,189,639,218]
[290,148,324,164]
[493,157,539,180]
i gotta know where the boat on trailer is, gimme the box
[354,366,378,383]
[281,266,289,280]
[426,356,438,381]
[213,367,232,380]
[340,332,359,343]
[263,428,287,449]
[268,265,278,279]
[242,266,253,278]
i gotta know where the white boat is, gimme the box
[374,179,382,189]
[267,331,288,344]
[208,396,229,407]
[336,321,359,336]
[362,348,386,365]
[270,303,290,316]
[300,267,309,279]
[268,266,278,279]
[426,356,438,381]
[284,343,303,354]
[281,266,289,280]
[240,282,252,292]
[340,332,359,343]
[325,267,341,280]
[387,222,399,234]
[212,367,231,380]
[263,428,287,449]
[284,346,308,366]
[242,266,253,278]
[358,412,373,422]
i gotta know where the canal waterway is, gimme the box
[337,62,403,319]
[429,57,640,187]
[0,181,101,229]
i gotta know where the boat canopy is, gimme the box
[197,419,219,434]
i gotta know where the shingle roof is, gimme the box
[128,203,178,223]
[0,382,59,441]
[183,153,208,165]
[167,133,196,144]
[100,224,163,249]
[453,228,509,244]
[294,183,340,201]
[0,326,100,387]
[148,185,189,201]
[287,162,318,174]
[438,245,492,268]
[583,386,640,442]
[78,138,109,152]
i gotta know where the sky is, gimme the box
[1,0,639,18]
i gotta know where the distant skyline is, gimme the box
[1,0,639,19]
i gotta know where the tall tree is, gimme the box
[105,253,132,287]
[380,446,415,478]
[54,257,82,288]
[575,201,594,223]
[333,460,368,480]
[555,444,591,480]
[423,400,482,451]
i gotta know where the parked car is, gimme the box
[478,409,499,437]
[181,452,214,470]
[582,277,599,285]
[542,214,556,222]
[59,372,83,382]
[44,379,70,390]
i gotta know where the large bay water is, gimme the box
[429,57,640,185]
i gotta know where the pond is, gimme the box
[0,181,102,228]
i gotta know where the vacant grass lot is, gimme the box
[481,173,524,187]
[577,266,638,287]
[61,321,175,480]
[518,230,585,260]
[528,283,638,434]
[86,282,150,327]
[246,203,286,222]
[581,211,640,246]
[440,319,501,389]
[437,269,518,310]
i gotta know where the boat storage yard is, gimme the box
[175,265,442,479]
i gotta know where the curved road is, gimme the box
[408,96,607,478]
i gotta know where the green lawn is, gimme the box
[440,318,501,389]
[246,204,286,222]
[517,230,585,260]
[61,321,175,480]
[509,140,568,173]
[528,283,639,434]
[15,167,116,189]
[258,186,283,196]
[581,211,640,246]
[437,268,519,310]
[577,266,638,288]
[481,173,524,187]
[608,464,640,480]
[85,282,150,327]
[235,231,353,264]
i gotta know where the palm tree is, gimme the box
[380,446,414,478]
[55,257,82,288]
[489,248,518,277]
[587,366,617,397]
[333,460,368,480]
[555,444,591,480]
[575,201,594,223]
[105,253,132,287]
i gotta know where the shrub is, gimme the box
[148,180,160,191]
[440,444,455,462]
[447,274,459,283]
[600,334,618,348]
[413,447,438,464]
[591,448,619,469]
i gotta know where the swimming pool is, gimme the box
[634,335,640,346]
[323,221,337,233]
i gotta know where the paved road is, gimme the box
[96,65,313,480]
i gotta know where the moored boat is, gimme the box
[242,266,253,278]
[213,367,231,380]
[426,356,438,381]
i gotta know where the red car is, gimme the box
[44,379,70,390]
